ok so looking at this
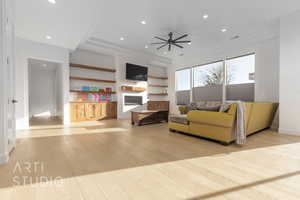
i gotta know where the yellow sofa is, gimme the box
[169,102,278,144]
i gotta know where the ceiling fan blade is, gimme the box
[154,36,168,42]
[174,34,188,42]
[168,44,171,51]
[151,42,166,45]
[174,40,191,43]
[173,43,184,48]
[157,43,168,50]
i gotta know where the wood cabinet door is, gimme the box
[70,103,86,122]
[85,103,99,120]
[107,102,117,118]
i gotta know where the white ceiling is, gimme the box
[16,0,300,59]
[15,0,102,49]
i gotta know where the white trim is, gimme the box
[278,128,300,136]
[0,152,8,164]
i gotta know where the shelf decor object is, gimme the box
[70,90,116,94]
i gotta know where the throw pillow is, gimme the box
[197,105,221,112]
[219,103,231,112]
[188,102,198,110]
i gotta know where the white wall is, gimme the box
[15,37,70,129]
[28,61,62,118]
[255,38,280,102]
[279,10,300,135]
[70,48,171,119]
[169,37,280,114]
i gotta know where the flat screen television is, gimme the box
[126,63,148,81]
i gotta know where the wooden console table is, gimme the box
[131,110,169,126]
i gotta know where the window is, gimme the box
[176,68,191,91]
[175,53,255,104]
[193,61,224,87]
[226,54,255,85]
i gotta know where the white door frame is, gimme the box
[0,0,15,164]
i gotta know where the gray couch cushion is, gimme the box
[197,105,221,112]
[170,115,189,125]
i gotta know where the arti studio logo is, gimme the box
[12,161,63,187]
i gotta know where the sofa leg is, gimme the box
[221,142,230,146]
[169,129,176,133]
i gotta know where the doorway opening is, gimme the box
[28,59,63,127]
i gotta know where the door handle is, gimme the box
[12,100,18,104]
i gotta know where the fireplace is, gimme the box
[124,96,143,106]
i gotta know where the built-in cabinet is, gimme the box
[70,101,117,122]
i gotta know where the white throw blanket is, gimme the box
[226,101,247,145]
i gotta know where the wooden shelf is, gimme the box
[70,90,116,94]
[70,63,116,73]
[148,84,168,88]
[148,75,168,80]
[121,86,146,92]
[148,93,168,96]
[70,76,116,83]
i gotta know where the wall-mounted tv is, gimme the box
[126,63,148,81]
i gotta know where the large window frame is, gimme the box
[175,53,255,104]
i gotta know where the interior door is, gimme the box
[4,0,16,153]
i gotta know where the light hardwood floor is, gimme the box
[1,119,300,199]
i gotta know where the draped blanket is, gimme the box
[227,101,247,145]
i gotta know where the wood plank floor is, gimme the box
[1,119,300,199]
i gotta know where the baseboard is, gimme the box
[278,128,300,136]
[0,153,9,164]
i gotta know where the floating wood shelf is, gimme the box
[148,84,168,88]
[70,90,116,94]
[148,93,168,96]
[70,76,116,83]
[148,75,168,80]
[121,86,146,92]
[70,63,116,73]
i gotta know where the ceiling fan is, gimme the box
[151,32,191,51]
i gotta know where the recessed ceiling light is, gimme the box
[188,42,192,45]
[221,28,227,33]
[120,37,124,41]
[48,0,56,4]
[145,45,148,49]
[46,35,52,39]
[141,20,146,25]
[203,14,208,19]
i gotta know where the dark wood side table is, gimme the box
[131,110,169,126]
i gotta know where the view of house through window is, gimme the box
[175,53,255,104]
[226,54,255,85]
